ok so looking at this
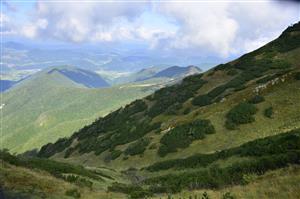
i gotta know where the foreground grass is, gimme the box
[2,161,299,199]
[150,166,300,199]
[0,160,125,199]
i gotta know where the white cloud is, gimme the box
[0,12,16,35]
[155,1,299,56]
[29,0,149,43]
[2,0,299,58]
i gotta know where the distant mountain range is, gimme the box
[1,64,201,152]
[47,67,109,88]
[153,65,201,79]
[0,80,18,92]
[112,65,202,84]
[0,66,109,92]
[1,41,219,72]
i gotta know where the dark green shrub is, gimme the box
[234,85,246,91]
[146,129,300,172]
[147,75,207,117]
[125,138,150,156]
[158,119,215,156]
[38,137,73,158]
[270,59,291,69]
[183,107,191,115]
[295,72,300,80]
[192,95,212,107]
[109,150,122,160]
[145,150,300,192]
[65,189,81,198]
[165,103,182,115]
[225,120,237,130]
[225,102,257,130]
[264,107,273,118]
[0,150,101,181]
[107,182,152,199]
[227,69,238,76]
[256,75,277,84]
[248,95,265,104]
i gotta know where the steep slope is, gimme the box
[0,66,159,153]
[39,22,300,165]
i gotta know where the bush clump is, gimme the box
[147,129,300,173]
[225,102,257,130]
[192,95,212,107]
[227,69,238,76]
[65,188,81,198]
[124,138,150,156]
[248,95,265,104]
[158,119,215,157]
[107,182,152,199]
[264,107,273,118]
[295,72,300,80]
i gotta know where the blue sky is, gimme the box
[1,0,299,59]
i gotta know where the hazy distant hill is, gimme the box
[47,67,109,88]
[153,65,201,78]
[0,80,18,92]
[112,65,202,85]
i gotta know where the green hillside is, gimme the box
[0,66,159,153]
[2,22,300,199]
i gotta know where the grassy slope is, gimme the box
[0,160,126,199]
[4,22,300,198]
[1,160,299,199]
[149,166,300,199]
[1,69,156,153]
[40,22,300,169]
[51,53,300,170]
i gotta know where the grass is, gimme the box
[2,159,299,198]
[149,165,300,199]
[51,75,300,171]
[0,161,126,199]
[1,69,156,153]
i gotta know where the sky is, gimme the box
[1,0,300,60]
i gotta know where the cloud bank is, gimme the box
[2,0,299,57]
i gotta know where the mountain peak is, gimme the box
[46,66,109,88]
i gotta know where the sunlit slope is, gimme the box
[1,67,156,153]
[38,22,300,170]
